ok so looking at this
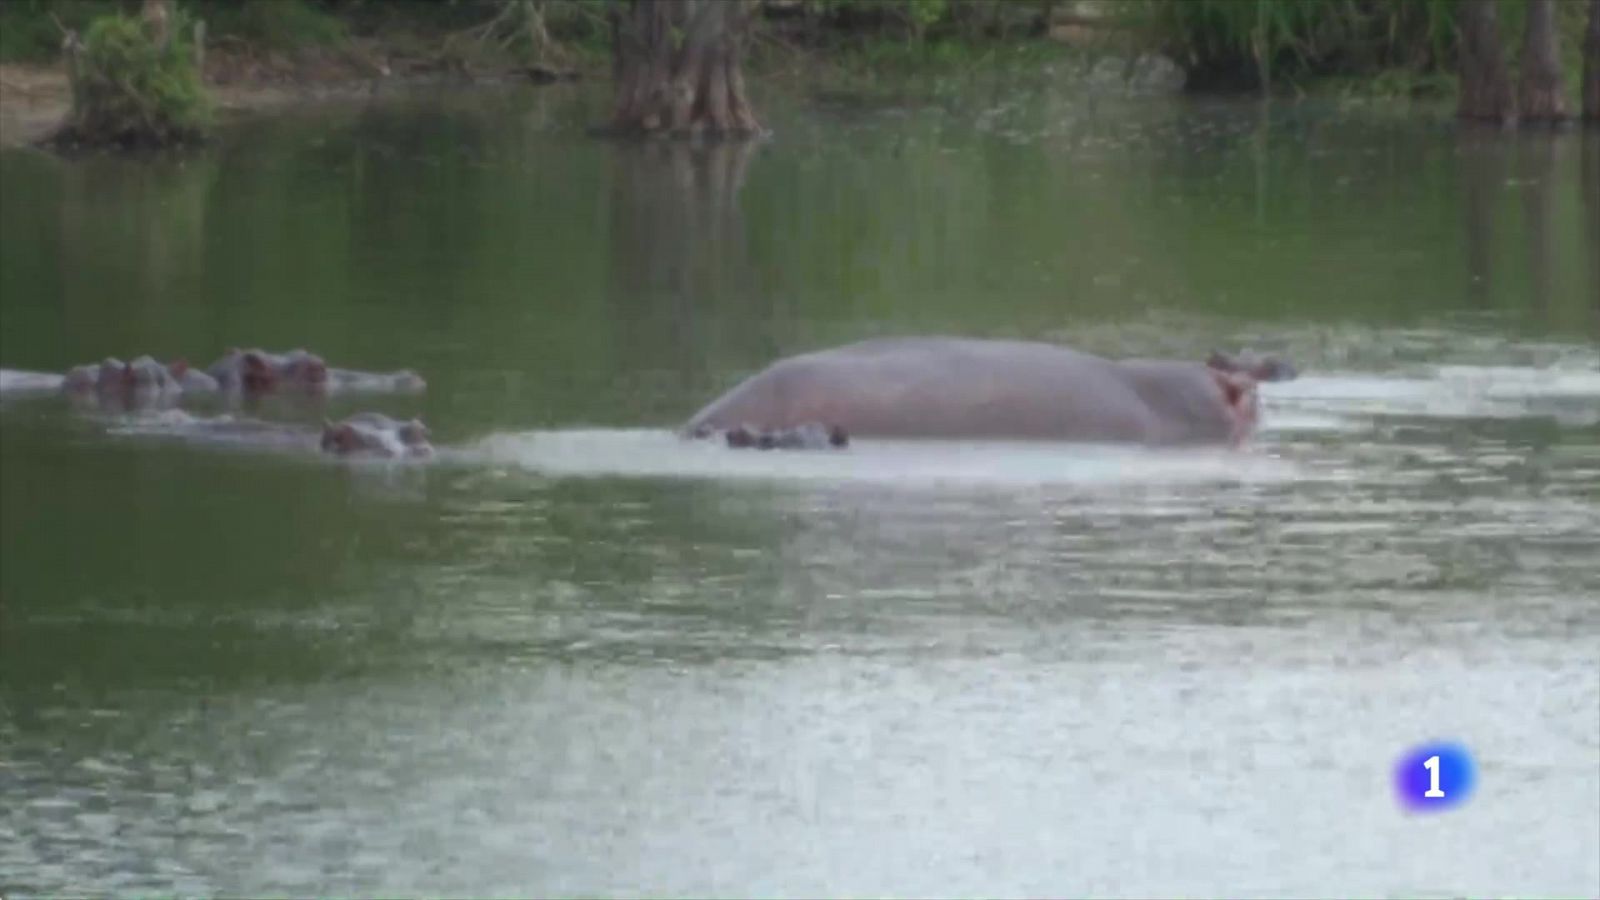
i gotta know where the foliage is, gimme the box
[59,9,209,147]
[1116,0,1461,90]
[198,0,345,51]
[0,0,122,62]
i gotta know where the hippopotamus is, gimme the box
[207,348,426,395]
[60,356,218,404]
[683,337,1281,446]
[715,422,850,450]
[4,348,425,401]
[320,413,434,459]
[3,356,215,398]
[100,409,436,460]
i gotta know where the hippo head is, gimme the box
[96,357,131,391]
[1209,368,1260,447]
[62,363,100,393]
[390,370,427,393]
[395,417,431,451]
[1207,350,1298,383]
[236,349,278,392]
[280,349,329,389]
[126,355,178,392]
[320,415,434,459]
[168,359,220,392]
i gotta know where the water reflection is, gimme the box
[606,138,764,399]
[1518,132,1560,316]
[1583,130,1600,324]
[1459,129,1506,310]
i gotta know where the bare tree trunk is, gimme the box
[1518,0,1568,121]
[608,0,761,137]
[1585,0,1600,121]
[1458,0,1515,123]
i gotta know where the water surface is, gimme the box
[1,76,1597,897]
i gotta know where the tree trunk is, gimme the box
[1585,0,1600,121]
[1518,0,1568,121]
[608,0,761,137]
[1457,0,1514,122]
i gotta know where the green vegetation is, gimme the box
[0,0,1592,109]
[0,0,121,63]
[57,9,209,148]
[1118,0,1459,92]
[200,0,346,50]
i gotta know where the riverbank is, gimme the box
[0,34,603,149]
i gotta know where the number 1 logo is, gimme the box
[1423,754,1445,797]
[1395,742,1476,812]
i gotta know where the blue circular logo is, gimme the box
[1394,741,1477,812]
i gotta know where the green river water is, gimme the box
[1,72,1597,896]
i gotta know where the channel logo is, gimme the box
[1393,741,1477,813]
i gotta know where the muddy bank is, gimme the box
[0,44,582,149]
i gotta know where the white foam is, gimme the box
[1262,363,1600,426]
[0,369,64,392]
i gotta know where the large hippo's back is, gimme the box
[685,337,1159,441]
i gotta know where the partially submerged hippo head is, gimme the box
[62,361,105,393]
[59,355,201,407]
[126,355,180,392]
[1207,350,1298,383]
[244,348,327,391]
[720,422,850,450]
[210,348,426,396]
[210,347,330,393]
[320,413,434,459]
[164,359,220,392]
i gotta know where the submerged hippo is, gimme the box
[3,356,215,399]
[684,337,1282,446]
[320,413,434,459]
[0,348,426,403]
[61,356,218,402]
[103,410,436,460]
[715,422,850,450]
[208,348,426,395]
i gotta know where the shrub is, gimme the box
[57,9,210,148]
[1120,0,1460,90]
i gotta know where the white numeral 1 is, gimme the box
[1423,755,1445,797]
